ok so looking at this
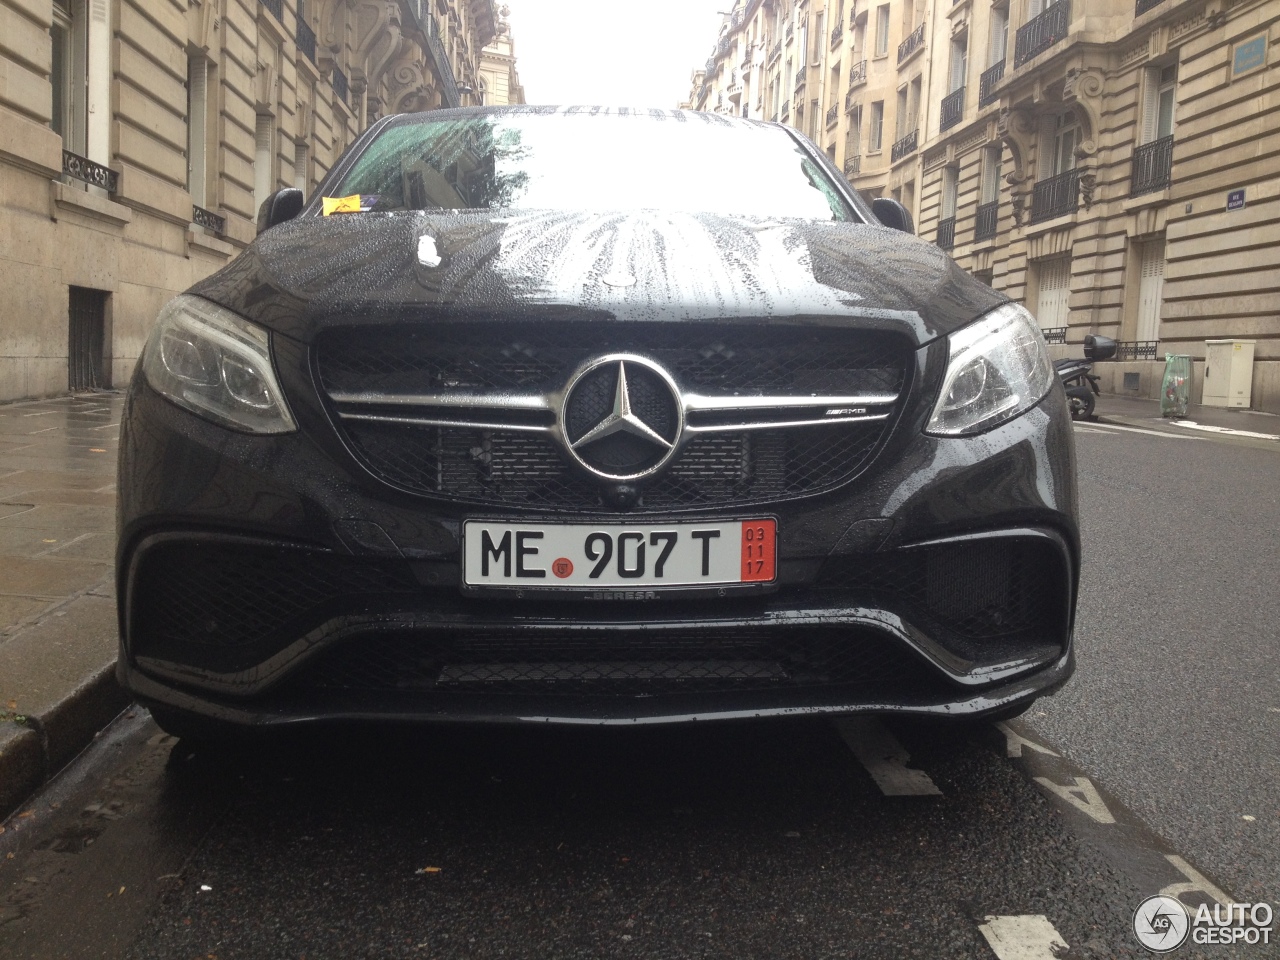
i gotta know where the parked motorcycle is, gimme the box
[1053,334,1117,420]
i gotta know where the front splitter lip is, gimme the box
[120,648,1074,728]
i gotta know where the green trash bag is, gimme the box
[1161,354,1192,418]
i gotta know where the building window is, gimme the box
[989,4,1009,66]
[187,56,213,208]
[1134,239,1165,343]
[1051,112,1081,175]
[895,85,909,138]
[941,165,959,220]
[1142,64,1177,143]
[869,100,884,151]
[950,35,968,92]
[874,4,890,56]
[254,114,274,213]
[51,0,88,155]
[294,141,308,193]
[981,145,1002,203]
[1034,257,1071,331]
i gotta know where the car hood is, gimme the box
[190,210,1005,346]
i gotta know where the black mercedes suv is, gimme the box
[116,106,1078,734]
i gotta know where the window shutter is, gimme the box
[1141,67,1159,144]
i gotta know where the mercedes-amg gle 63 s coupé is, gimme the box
[116,106,1078,737]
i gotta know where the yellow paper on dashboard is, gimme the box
[322,195,362,215]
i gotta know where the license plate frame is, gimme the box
[461,518,778,598]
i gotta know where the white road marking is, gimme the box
[1079,421,1203,441]
[1071,425,1111,434]
[1032,775,1116,824]
[835,717,942,796]
[1161,855,1231,907]
[978,915,1070,959]
[1169,419,1280,441]
[997,722,1060,759]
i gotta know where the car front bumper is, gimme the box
[116,364,1080,728]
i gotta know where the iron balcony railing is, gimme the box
[781,99,790,120]
[1015,0,1070,67]
[786,20,793,39]
[975,200,999,240]
[296,17,316,65]
[845,89,859,112]
[898,22,925,63]
[844,154,861,176]
[979,61,1005,107]
[826,104,839,128]
[1114,340,1159,361]
[1042,327,1067,344]
[795,69,806,92]
[936,216,956,251]
[1136,0,1167,14]
[62,150,117,192]
[192,205,225,234]
[770,40,782,61]
[940,87,965,131]
[831,22,843,47]
[1031,168,1081,222]
[331,66,350,107]
[259,0,283,21]
[890,128,918,162]
[1131,135,1174,196]
[848,59,868,87]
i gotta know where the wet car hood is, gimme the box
[190,210,1006,347]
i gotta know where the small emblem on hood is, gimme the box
[417,235,442,268]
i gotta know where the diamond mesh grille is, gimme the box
[815,537,1066,643]
[342,421,884,511]
[317,323,908,396]
[130,541,419,674]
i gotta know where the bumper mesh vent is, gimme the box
[292,627,940,697]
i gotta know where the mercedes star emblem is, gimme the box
[559,355,684,482]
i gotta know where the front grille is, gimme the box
[130,541,419,674]
[319,323,909,511]
[815,537,1068,650]
[342,421,883,510]
[291,626,943,697]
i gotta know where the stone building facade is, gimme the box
[478,4,524,106]
[685,0,1280,412]
[0,0,510,401]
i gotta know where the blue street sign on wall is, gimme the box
[1226,189,1246,211]
[1233,35,1266,76]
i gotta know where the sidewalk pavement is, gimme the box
[0,393,128,820]
[1093,394,1280,443]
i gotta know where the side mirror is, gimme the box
[1084,334,1117,361]
[257,188,305,234]
[871,197,915,234]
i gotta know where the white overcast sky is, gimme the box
[507,0,729,108]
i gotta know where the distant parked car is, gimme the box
[116,106,1077,737]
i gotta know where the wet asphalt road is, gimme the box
[1,421,1277,960]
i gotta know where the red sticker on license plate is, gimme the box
[740,519,777,582]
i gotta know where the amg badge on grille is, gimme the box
[560,356,684,481]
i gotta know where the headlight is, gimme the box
[142,295,296,434]
[926,302,1054,436]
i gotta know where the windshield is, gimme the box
[326,110,860,221]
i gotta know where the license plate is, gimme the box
[463,519,777,589]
